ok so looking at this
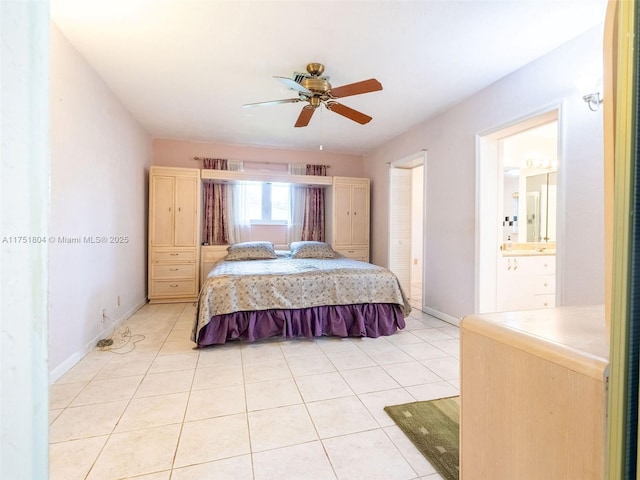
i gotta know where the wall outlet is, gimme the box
[101,308,106,323]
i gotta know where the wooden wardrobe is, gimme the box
[148,166,201,303]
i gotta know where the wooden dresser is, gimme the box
[460,305,608,479]
[148,166,201,303]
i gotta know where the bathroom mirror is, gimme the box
[502,168,557,244]
[524,172,557,242]
[500,119,558,247]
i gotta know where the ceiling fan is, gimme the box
[243,63,383,127]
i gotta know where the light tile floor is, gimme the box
[50,302,459,480]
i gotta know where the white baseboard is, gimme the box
[49,298,148,384]
[421,306,461,327]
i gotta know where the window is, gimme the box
[246,182,290,224]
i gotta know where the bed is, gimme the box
[191,241,410,347]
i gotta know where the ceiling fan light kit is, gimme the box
[243,63,382,128]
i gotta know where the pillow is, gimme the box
[290,241,336,259]
[225,241,277,261]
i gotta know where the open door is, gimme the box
[389,167,412,294]
[389,152,425,309]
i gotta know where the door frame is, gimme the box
[475,105,565,313]
[388,150,427,308]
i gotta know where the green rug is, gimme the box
[384,396,459,480]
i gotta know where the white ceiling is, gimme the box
[51,0,607,156]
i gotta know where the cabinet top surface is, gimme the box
[462,305,608,378]
[150,166,201,177]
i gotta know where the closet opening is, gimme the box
[388,151,426,311]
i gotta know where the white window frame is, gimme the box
[249,182,290,226]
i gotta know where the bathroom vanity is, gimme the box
[497,242,556,311]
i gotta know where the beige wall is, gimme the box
[49,24,153,379]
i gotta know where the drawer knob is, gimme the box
[170,284,179,288]
[170,253,179,256]
[170,268,179,271]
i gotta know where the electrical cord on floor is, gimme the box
[96,314,145,354]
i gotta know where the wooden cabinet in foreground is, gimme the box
[148,166,201,303]
[460,305,608,479]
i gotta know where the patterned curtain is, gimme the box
[202,158,229,245]
[301,164,328,241]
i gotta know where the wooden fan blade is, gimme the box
[274,76,313,95]
[329,78,382,98]
[326,102,372,125]
[294,106,315,128]
[242,98,301,107]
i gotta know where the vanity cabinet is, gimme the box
[148,166,201,303]
[326,176,370,261]
[496,254,555,311]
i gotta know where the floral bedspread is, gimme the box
[192,256,411,342]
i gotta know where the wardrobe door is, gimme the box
[350,183,369,245]
[150,175,174,247]
[174,175,199,247]
[333,183,353,244]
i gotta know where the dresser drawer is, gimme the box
[335,247,369,262]
[533,294,556,309]
[534,275,555,295]
[152,249,196,262]
[528,257,555,275]
[151,279,197,297]
[152,263,196,279]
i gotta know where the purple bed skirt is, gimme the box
[196,303,406,347]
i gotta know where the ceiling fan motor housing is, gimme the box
[300,77,331,95]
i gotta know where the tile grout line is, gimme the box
[167,305,199,477]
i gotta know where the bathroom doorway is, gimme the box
[476,109,562,313]
[389,152,425,310]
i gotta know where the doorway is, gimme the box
[389,152,425,310]
[476,109,562,313]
